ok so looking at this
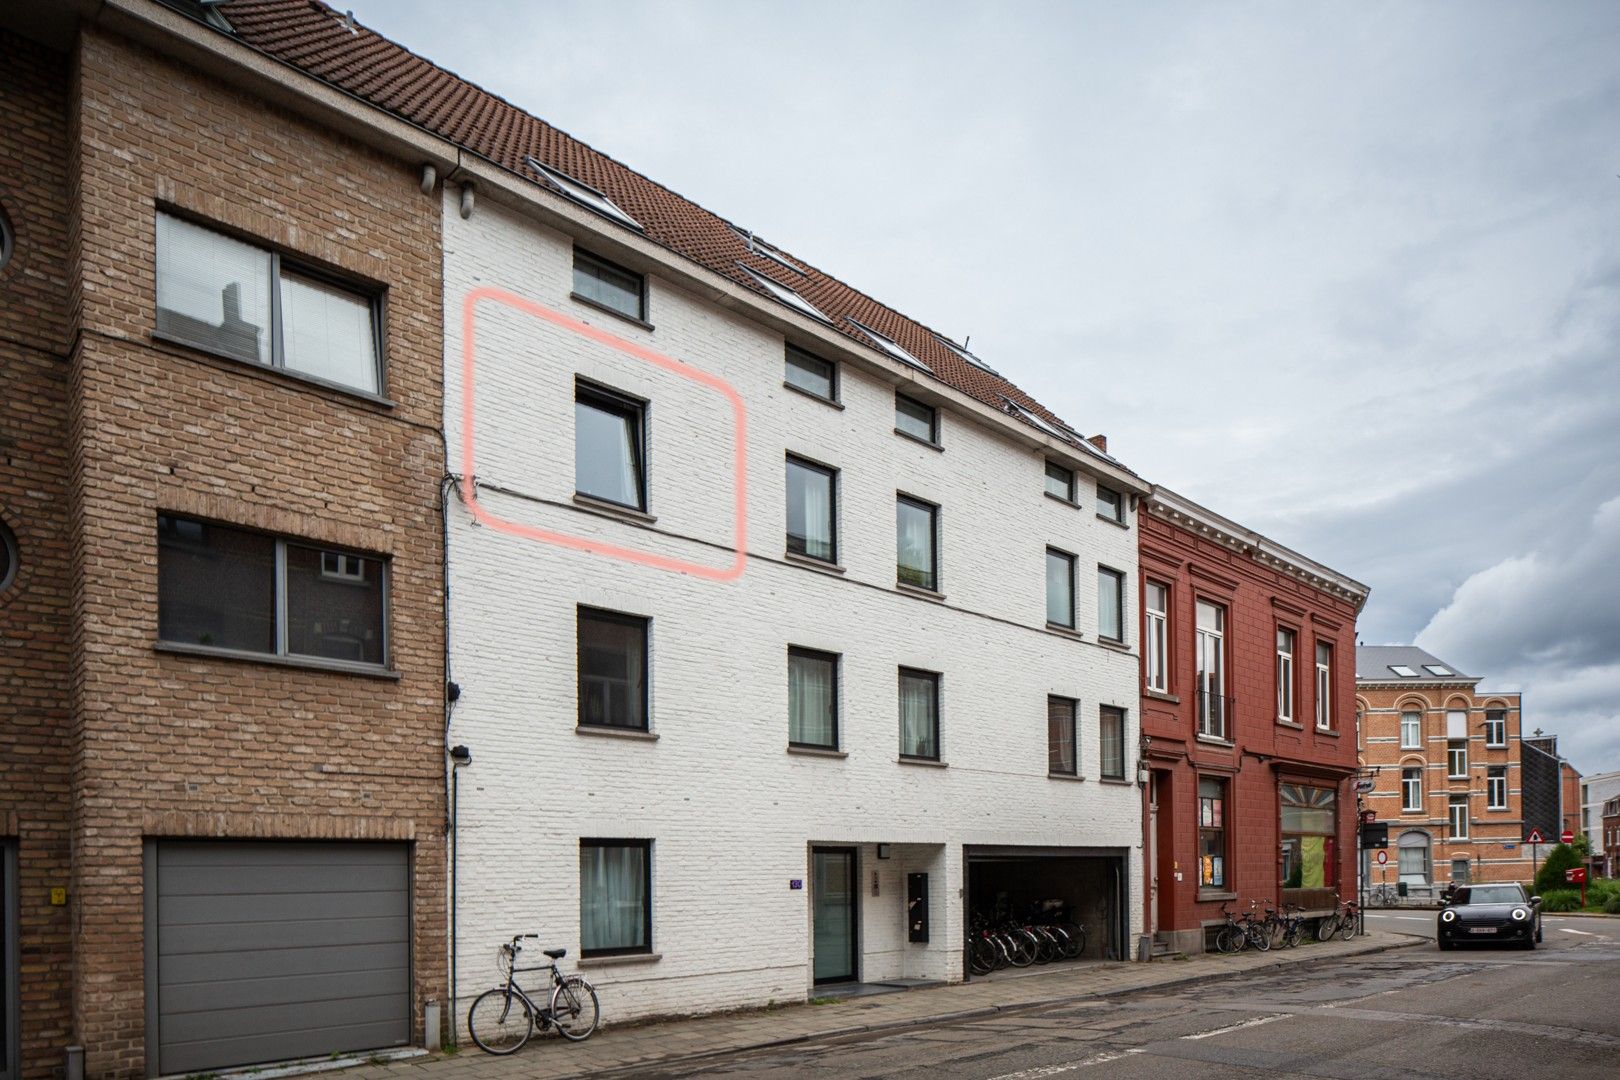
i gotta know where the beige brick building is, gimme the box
[1356,647,1532,897]
[1,4,449,1076]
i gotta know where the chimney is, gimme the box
[1087,433,1107,453]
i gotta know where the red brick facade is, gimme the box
[1138,492,1365,954]
[2,15,446,1079]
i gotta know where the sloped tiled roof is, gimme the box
[203,0,1121,465]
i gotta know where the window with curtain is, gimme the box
[1097,567,1124,642]
[896,495,938,590]
[155,211,380,393]
[1044,460,1075,502]
[1144,581,1168,692]
[1276,627,1296,722]
[579,839,651,956]
[577,606,648,730]
[1281,784,1337,894]
[1397,831,1432,884]
[1400,710,1422,749]
[785,344,836,401]
[1402,767,1423,811]
[1196,600,1226,739]
[786,456,837,562]
[575,381,646,510]
[1099,705,1126,779]
[1048,696,1077,776]
[1314,642,1333,729]
[1046,548,1075,627]
[572,248,645,320]
[1197,776,1227,889]
[788,647,838,749]
[898,668,940,760]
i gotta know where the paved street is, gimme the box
[627,919,1620,1079]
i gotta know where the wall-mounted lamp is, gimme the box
[876,844,892,860]
[449,744,472,767]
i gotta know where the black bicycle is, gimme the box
[467,934,601,1053]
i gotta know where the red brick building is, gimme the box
[1,4,449,1077]
[1139,489,1368,955]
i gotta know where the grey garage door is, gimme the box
[149,841,410,1076]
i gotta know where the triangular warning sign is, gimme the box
[1525,828,1545,844]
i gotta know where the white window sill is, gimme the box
[1195,733,1234,748]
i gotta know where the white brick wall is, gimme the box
[443,194,1144,1025]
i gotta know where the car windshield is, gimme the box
[1457,885,1523,905]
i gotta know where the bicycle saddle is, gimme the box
[544,947,567,959]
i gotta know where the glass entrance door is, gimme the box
[812,848,857,984]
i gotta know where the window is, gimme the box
[1398,831,1432,885]
[1048,696,1077,776]
[579,839,651,957]
[1448,795,1469,839]
[1099,705,1126,780]
[1423,664,1452,677]
[1447,739,1468,779]
[1402,767,1423,811]
[1400,710,1422,749]
[1144,581,1169,693]
[849,318,930,371]
[785,344,836,401]
[1388,665,1418,677]
[786,456,837,563]
[155,212,381,394]
[1276,628,1296,722]
[1196,600,1227,739]
[1484,709,1506,747]
[577,606,648,731]
[1197,777,1227,889]
[1487,766,1508,810]
[788,647,838,749]
[896,496,938,591]
[528,158,644,230]
[0,520,16,592]
[1044,461,1075,502]
[157,514,386,667]
[1314,642,1333,730]
[0,202,11,270]
[1045,548,1075,628]
[1281,784,1337,894]
[895,393,938,444]
[898,668,940,761]
[1096,485,1124,524]
[572,247,645,321]
[575,381,647,510]
[740,265,826,322]
[1097,566,1124,642]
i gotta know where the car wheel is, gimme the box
[1522,936,1536,951]
[1437,937,1453,951]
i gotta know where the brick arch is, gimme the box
[1393,694,1431,713]
[1480,697,1513,710]
[1442,694,1474,712]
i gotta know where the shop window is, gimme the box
[1197,776,1227,890]
[1281,783,1337,899]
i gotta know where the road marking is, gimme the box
[1559,928,1599,936]
[985,1047,1145,1079]
[1181,1014,1289,1040]
[1387,916,1427,921]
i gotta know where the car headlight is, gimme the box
[1441,909,1457,923]
[1511,908,1528,921]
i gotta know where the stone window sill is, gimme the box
[898,756,947,768]
[783,381,844,409]
[1045,623,1084,640]
[1098,776,1134,786]
[576,725,659,741]
[1048,772,1085,782]
[784,551,846,575]
[578,952,661,969]
[1097,514,1131,530]
[895,582,946,602]
[1195,734,1235,748]
[894,428,943,452]
[155,641,400,680]
[1044,491,1081,510]
[1144,689,1180,704]
[572,492,657,525]
[152,332,397,410]
[570,291,654,331]
[788,745,847,759]
[1198,890,1237,902]
[1095,637,1131,654]
[1277,719,1304,729]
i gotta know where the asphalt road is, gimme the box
[631,917,1620,1079]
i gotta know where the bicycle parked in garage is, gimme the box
[467,934,601,1054]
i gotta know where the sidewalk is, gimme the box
[345,932,1421,1080]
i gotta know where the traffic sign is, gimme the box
[1565,868,1587,884]
[1360,809,1377,825]
[1525,828,1545,844]
[1376,850,1389,866]
[1560,829,1575,845]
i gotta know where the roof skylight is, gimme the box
[1388,665,1418,677]
[848,318,931,373]
[732,228,807,275]
[1424,664,1452,676]
[524,157,643,231]
[1003,398,1081,446]
[937,335,1001,375]
[737,265,827,323]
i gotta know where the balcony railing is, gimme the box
[1197,690,1233,740]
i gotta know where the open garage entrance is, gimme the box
[965,846,1127,969]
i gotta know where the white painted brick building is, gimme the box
[442,184,1149,1025]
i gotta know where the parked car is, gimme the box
[1436,883,1542,950]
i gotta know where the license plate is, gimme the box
[1467,927,1497,934]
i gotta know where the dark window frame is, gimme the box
[894,392,939,446]
[895,493,940,591]
[1044,460,1076,503]
[1097,565,1126,643]
[155,513,390,670]
[152,208,386,397]
[785,454,839,564]
[1046,547,1076,628]
[1099,705,1127,779]
[1048,695,1078,776]
[784,344,838,403]
[571,246,648,324]
[575,378,649,511]
[576,605,651,732]
[1096,484,1125,524]
[578,837,653,958]
[788,646,840,750]
[898,667,942,762]
[1197,774,1229,891]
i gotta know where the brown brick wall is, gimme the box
[51,25,445,1078]
[1,27,76,1080]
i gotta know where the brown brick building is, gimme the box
[1,3,449,1076]
[1139,489,1367,955]
[1355,647,1530,896]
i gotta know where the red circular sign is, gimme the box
[1561,830,1575,845]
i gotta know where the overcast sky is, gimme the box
[349,0,1620,775]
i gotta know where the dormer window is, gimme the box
[525,157,642,231]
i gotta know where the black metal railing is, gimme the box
[1196,690,1234,740]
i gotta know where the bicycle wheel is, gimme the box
[550,975,601,1041]
[968,935,997,975]
[468,987,534,1055]
[1246,923,1271,952]
[1065,923,1088,958]
[1216,925,1243,954]
[1314,914,1339,942]
[1284,922,1303,949]
[1338,912,1358,941]
[1030,927,1059,964]
[1004,930,1037,967]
